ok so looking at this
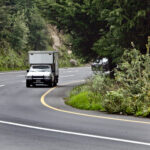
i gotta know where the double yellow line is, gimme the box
[41,81,150,125]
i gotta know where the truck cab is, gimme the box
[26,51,59,87]
[26,65,54,87]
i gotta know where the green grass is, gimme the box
[66,91,104,111]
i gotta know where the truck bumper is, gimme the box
[26,79,52,85]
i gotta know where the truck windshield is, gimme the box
[30,66,51,72]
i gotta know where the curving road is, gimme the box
[0,67,150,150]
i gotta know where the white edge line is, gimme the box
[0,120,149,146]
[0,85,5,87]
[60,75,74,78]
[59,67,90,70]
[16,75,25,77]
[65,70,79,73]
[0,71,25,75]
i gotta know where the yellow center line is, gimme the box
[41,81,150,125]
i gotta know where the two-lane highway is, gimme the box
[0,67,150,150]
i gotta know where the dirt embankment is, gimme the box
[47,24,62,50]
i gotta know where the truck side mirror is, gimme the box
[27,69,29,73]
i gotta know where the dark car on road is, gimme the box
[91,58,109,72]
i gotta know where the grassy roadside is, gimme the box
[66,90,104,111]
[65,76,110,112]
[66,48,150,117]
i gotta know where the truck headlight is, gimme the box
[44,76,51,79]
[26,76,32,79]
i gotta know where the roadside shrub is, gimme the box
[115,48,150,95]
[87,75,114,94]
[114,48,150,117]
[135,92,150,117]
[103,89,125,113]
[124,96,137,115]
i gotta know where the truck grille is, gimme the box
[32,76,44,79]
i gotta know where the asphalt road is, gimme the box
[0,67,150,150]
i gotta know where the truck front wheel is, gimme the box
[53,77,58,86]
[48,81,53,87]
[54,80,58,86]
[26,81,30,87]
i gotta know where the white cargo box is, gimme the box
[29,51,58,65]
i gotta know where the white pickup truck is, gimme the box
[26,51,59,87]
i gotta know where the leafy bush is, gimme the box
[124,96,137,115]
[86,75,114,94]
[115,48,150,95]
[107,48,150,117]
[103,89,124,113]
